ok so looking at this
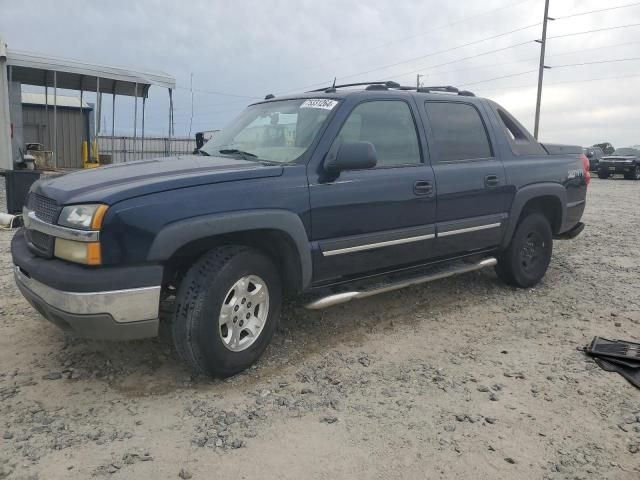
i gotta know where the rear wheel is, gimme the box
[495,213,553,288]
[627,165,640,180]
[597,169,610,179]
[172,245,282,377]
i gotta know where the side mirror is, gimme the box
[325,141,377,172]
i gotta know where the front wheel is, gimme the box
[597,169,610,179]
[172,245,282,377]
[495,213,553,288]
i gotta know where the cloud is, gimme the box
[2,0,640,146]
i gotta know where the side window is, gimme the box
[333,101,421,166]
[425,102,492,162]
[490,102,547,156]
[497,108,527,141]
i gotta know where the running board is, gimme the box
[304,257,497,310]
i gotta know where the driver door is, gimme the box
[308,99,437,284]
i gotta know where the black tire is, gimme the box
[597,169,610,179]
[172,245,282,378]
[630,165,640,180]
[495,213,553,288]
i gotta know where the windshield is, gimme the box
[612,148,639,156]
[201,99,338,163]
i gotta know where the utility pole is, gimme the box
[533,0,553,139]
[188,73,194,138]
[416,74,424,89]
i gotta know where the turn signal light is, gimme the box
[54,239,102,265]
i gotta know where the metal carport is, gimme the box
[0,34,176,170]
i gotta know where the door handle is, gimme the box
[484,175,500,188]
[414,180,434,196]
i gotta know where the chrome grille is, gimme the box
[27,194,60,224]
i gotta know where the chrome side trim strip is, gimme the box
[567,200,586,208]
[438,222,502,238]
[306,257,497,309]
[322,233,435,257]
[15,266,160,323]
[23,209,99,242]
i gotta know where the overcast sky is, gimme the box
[2,0,640,147]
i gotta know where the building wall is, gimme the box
[22,105,88,169]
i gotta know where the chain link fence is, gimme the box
[97,136,196,163]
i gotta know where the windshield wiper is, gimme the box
[217,148,258,159]
[197,149,210,156]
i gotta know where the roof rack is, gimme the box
[308,81,474,97]
[310,81,401,93]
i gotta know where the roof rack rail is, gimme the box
[419,85,475,97]
[404,85,475,97]
[308,81,474,97]
[310,81,400,93]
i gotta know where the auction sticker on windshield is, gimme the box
[300,99,339,110]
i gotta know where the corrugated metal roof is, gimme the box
[7,49,175,97]
[21,92,91,109]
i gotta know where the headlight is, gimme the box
[54,239,102,265]
[58,204,108,230]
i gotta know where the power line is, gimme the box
[267,0,536,95]
[547,39,640,58]
[333,23,540,82]
[403,40,640,79]
[281,40,536,95]
[275,23,541,95]
[455,58,640,89]
[473,72,640,93]
[173,97,249,112]
[181,20,640,105]
[174,85,260,99]
[552,57,640,68]
[459,69,538,87]
[304,0,535,68]
[555,2,640,20]
[185,104,248,118]
[374,40,535,82]
[175,19,640,125]
[548,22,640,40]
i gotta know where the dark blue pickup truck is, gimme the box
[11,81,589,377]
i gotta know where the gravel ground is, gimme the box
[0,178,638,480]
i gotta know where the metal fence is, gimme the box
[97,136,196,163]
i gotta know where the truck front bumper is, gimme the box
[12,230,162,341]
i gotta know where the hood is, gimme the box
[32,155,283,205]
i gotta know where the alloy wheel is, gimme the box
[218,275,269,352]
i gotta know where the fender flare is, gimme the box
[147,209,312,289]
[502,183,567,248]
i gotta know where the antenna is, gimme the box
[324,77,338,93]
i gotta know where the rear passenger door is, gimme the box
[308,98,437,284]
[422,101,511,257]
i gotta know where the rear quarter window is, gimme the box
[489,102,547,156]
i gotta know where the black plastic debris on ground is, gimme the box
[584,337,640,389]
